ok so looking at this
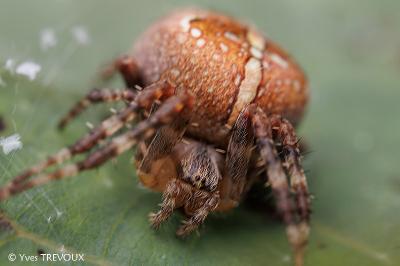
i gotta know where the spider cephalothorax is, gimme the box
[0,8,311,266]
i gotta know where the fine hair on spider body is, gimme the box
[0,8,311,266]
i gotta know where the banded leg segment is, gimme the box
[177,144,222,235]
[149,178,192,228]
[271,115,311,265]
[60,56,145,130]
[150,142,222,236]
[0,91,191,201]
[149,180,219,237]
[271,116,311,222]
[251,108,308,266]
[251,108,294,225]
[58,88,136,130]
[0,82,175,194]
[177,190,219,236]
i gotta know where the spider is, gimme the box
[0,8,311,266]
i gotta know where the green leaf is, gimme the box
[1,1,399,265]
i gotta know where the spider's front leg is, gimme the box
[0,82,174,199]
[177,189,219,236]
[150,142,221,236]
[59,56,142,129]
[58,88,136,130]
[0,88,192,201]
[149,178,192,228]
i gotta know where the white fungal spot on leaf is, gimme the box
[16,61,41,80]
[56,210,63,218]
[0,134,23,155]
[40,28,57,51]
[71,26,90,45]
[5,58,15,72]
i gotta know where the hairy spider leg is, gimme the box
[149,179,220,237]
[149,178,193,228]
[176,189,219,236]
[0,95,192,200]
[0,82,173,191]
[175,144,222,235]
[0,83,180,201]
[250,107,309,266]
[59,56,144,129]
[150,143,221,236]
[271,116,311,222]
[271,115,311,266]
[58,88,136,130]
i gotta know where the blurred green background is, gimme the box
[1,0,400,265]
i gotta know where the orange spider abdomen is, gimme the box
[132,9,309,146]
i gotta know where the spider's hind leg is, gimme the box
[251,108,310,266]
[271,115,311,238]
